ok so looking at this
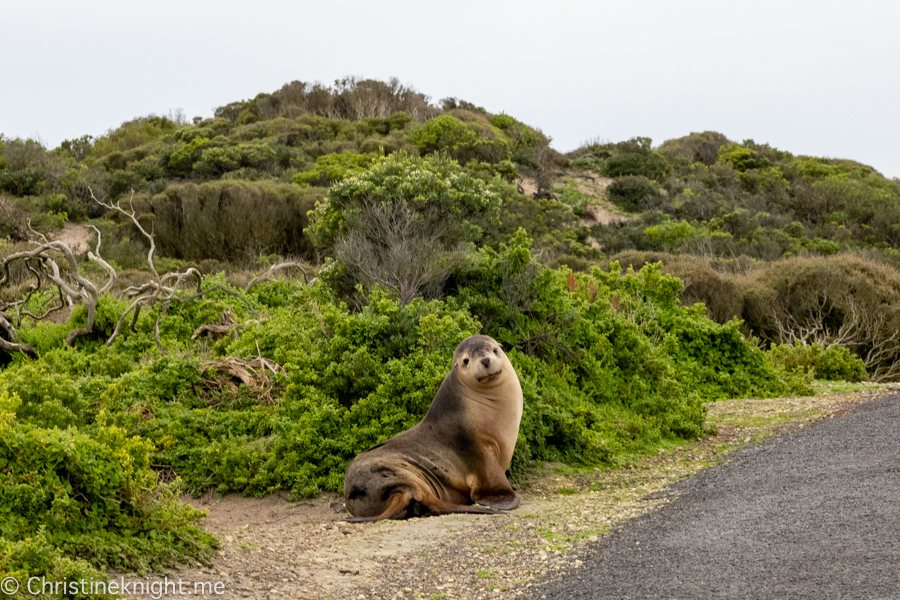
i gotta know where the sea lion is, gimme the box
[343,334,524,522]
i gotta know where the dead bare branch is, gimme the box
[191,323,246,340]
[0,221,116,348]
[0,312,37,355]
[93,188,258,351]
[197,357,286,407]
[766,293,900,382]
[245,261,310,291]
[90,188,159,279]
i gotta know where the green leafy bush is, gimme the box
[147,180,322,262]
[308,151,500,248]
[0,365,88,429]
[601,139,669,181]
[0,392,217,577]
[607,175,659,211]
[766,342,867,382]
[717,142,770,172]
[740,254,900,381]
[293,150,377,186]
[409,115,510,165]
[307,151,501,302]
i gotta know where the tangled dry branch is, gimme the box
[2,188,309,359]
[197,356,286,406]
[1,222,116,353]
[89,189,259,351]
[244,261,313,292]
[768,293,900,382]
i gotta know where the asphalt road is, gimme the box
[530,393,900,600]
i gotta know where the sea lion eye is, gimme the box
[493,348,499,355]
[463,358,469,366]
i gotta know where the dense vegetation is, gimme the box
[0,76,892,589]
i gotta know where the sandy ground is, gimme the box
[51,222,92,254]
[519,170,626,228]
[119,385,893,600]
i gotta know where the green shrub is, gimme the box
[193,146,241,179]
[0,364,88,429]
[602,140,669,181]
[409,115,510,165]
[307,151,500,303]
[717,142,770,172]
[148,180,322,261]
[1,532,107,600]
[766,342,867,382]
[0,392,217,576]
[664,306,812,398]
[607,175,659,211]
[293,150,377,186]
[739,254,900,381]
[168,137,209,175]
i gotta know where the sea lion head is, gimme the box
[453,334,511,388]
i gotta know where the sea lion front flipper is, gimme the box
[419,494,504,516]
[468,445,520,511]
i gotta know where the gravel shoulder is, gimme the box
[123,385,892,600]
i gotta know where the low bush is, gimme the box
[766,342,867,382]
[615,252,900,382]
[292,150,377,186]
[610,251,745,324]
[739,254,900,381]
[0,392,217,578]
[602,144,669,181]
[145,180,323,262]
[607,175,660,212]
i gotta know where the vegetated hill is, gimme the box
[4,76,900,377]
[2,77,898,270]
[580,133,900,262]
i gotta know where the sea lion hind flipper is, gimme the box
[419,494,504,516]
[342,488,414,523]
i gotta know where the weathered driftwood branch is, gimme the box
[244,261,311,291]
[0,311,37,355]
[91,188,259,351]
[191,323,246,340]
[0,220,116,349]
[89,188,159,279]
[3,188,268,356]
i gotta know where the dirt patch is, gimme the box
[519,170,626,229]
[566,170,627,227]
[122,388,891,599]
[51,222,92,254]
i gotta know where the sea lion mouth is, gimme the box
[476,370,503,384]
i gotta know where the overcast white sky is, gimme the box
[2,0,898,177]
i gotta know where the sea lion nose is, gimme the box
[481,357,491,368]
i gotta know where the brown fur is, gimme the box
[343,335,524,522]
